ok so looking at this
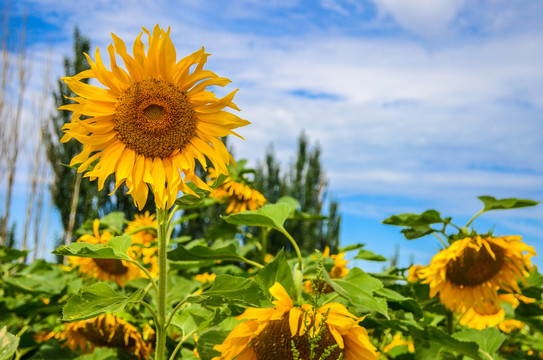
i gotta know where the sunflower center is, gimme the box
[81,319,136,349]
[251,313,343,360]
[93,258,129,275]
[114,79,197,158]
[446,241,505,287]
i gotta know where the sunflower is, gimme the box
[208,167,266,213]
[406,264,425,282]
[35,314,152,359]
[212,282,378,360]
[125,212,159,277]
[382,333,415,354]
[421,235,536,313]
[305,246,349,294]
[69,219,143,286]
[60,25,250,210]
[195,272,216,283]
[459,293,535,331]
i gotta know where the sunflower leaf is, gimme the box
[453,328,505,358]
[478,195,540,212]
[325,268,389,318]
[255,250,296,299]
[382,210,443,226]
[186,274,272,308]
[174,182,212,208]
[0,326,19,360]
[62,282,144,322]
[2,259,70,295]
[170,305,230,338]
[0,246,28,262]
[167,243,246,263]
[401,225,436,240]
[222,203,291,231]
[354,249,387,261]
[52,240,132,261]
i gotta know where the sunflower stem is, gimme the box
[465,208,485,228]
[127,259,158,295]
[155,207,169,360]
[279,228,304,304]
[125,225,158,236]
[165,298,188,328]
[141,300,160,328]
[169,330,196,360]
[432,232,448,248]
[446,310,455,335]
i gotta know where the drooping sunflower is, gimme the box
[35,314,152,359]
[60,25,250,210]
[212,282,378,360]
[459,292,535,331]
[421,235,536,313]
[69,219,143,286]
[208,167,266,213]
[406,264,425,282]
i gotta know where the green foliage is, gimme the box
[52,235,133,262]
[222,203,291,232]
[0,327,19,360]
[62,282,144,321]
[477,196,539,212]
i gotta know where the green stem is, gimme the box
[240,256,265,269]
[165,299,188,328]
[465,208,485,228]
[168,330,195,360]
[260,227,270,263]
[125,225,157,236]
[127,259,158,295]
[155,207,169,360]
[446,310,455,335]
[279,228,304,304]
[432,232,448,248]
[141,300,160,327]
[322,294,339,305]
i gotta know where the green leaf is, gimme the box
[354,249,387,261]
[168,243,246,263]
[62,282,144,321]
[326,268,388,318]
[52,237,132,261]
[453,328,505,358]
[277,196,300,214]
[478,195,539,212]
[0,326,18,360]
[196,330,229,360]
[222,203,291,231]
[423,327,482,360]
[0,246,28,262]
[3,259,68,294]
[382,210,443,226]
[174,182,212,208]
[170,305,230,338]
[375,288,423,319]
[254,250,295,299]
[400,225,436,240]
[73,347,118,360]
[187,274,272,308]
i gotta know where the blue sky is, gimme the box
[3,0,543,269]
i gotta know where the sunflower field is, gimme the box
[1,25,542,360]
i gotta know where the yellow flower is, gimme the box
[68,219,144,286]
[212,282,378,360]
[406,264,425,282]
[195,272,216,283]
[35,314,152,359]
[60,25,250,210]
[304,246,349,294]
[421,235,535,313]
[208,167,266,213]
[460,292,534,331]
[125,212,159,277]
[382,334,415,353]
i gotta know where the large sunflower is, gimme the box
[422,235,536,314]
[60,25,250,209]
[212,282,378,360]
[35,314,152,359]
[69,219,143,286]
